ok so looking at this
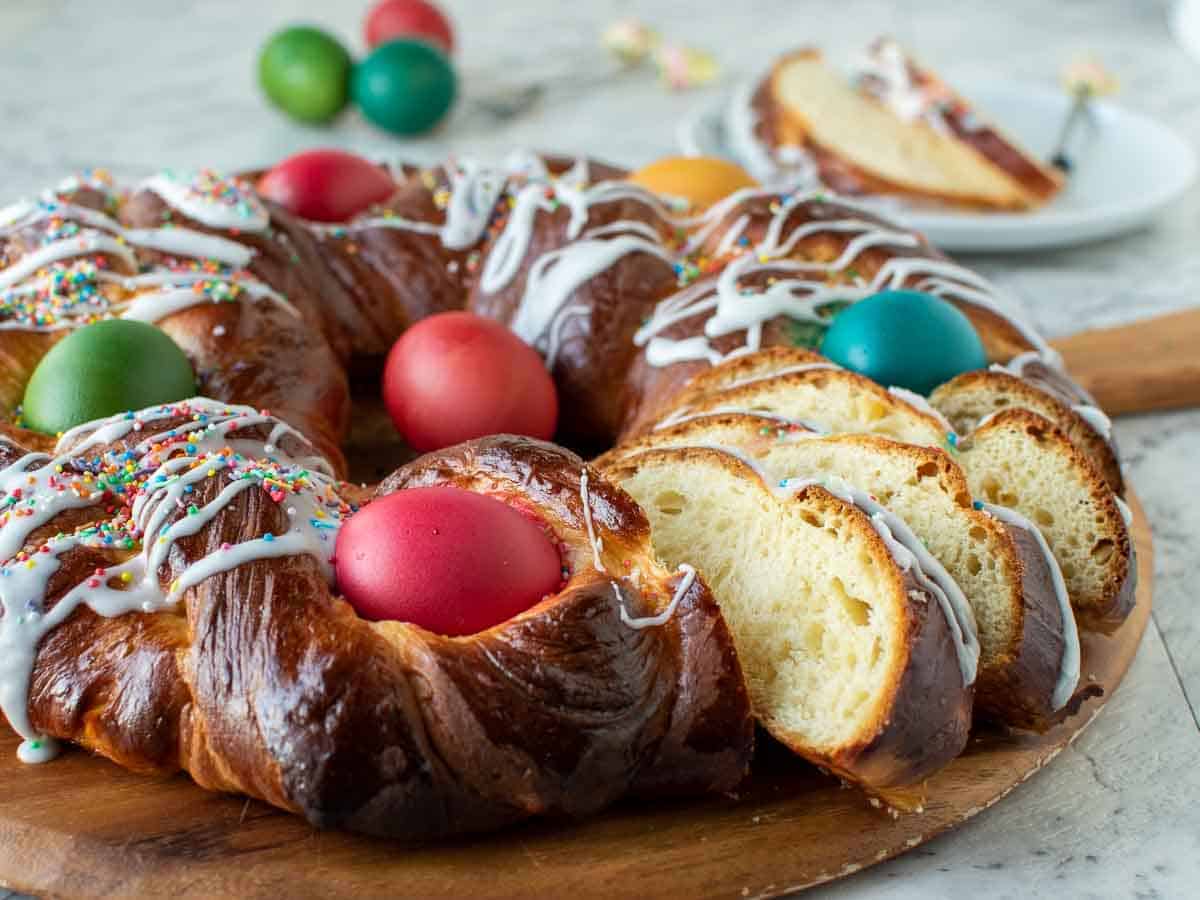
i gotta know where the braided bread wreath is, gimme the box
[0,154,1134,839]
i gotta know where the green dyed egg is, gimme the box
[820,290,987,395]
[23,320,197,434]
[352,39,456,135]
[259,26,352,123]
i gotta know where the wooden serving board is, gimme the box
[1049,307,1200,416]
[0,486,1154,899]
[1,304,1187,898]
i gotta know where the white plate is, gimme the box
[680,80,1198,253]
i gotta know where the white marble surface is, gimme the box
[1,0,1199,897]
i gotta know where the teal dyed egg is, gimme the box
[820,290,987,395]
[352,39,456,135]
[259,26,352,124]
[23,320,197,435]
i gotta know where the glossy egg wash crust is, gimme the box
[0,155,1131,836]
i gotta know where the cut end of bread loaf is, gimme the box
[956,409,1135,629]
[931,369,1123,497]
[652,367,951,448]
[601,446,972,790]
[605,415,1078,729]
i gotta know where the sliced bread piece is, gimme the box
[931,366,1123,496]
[647,366,952,448]
[601,417,1082,728]
[599,445,975,795]
[664,346,833,413]
[854,39,1063,206]
[762,48,1060,210]
[954,409,1135,629]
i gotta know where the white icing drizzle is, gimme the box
[115,275,298,324]
[325,159,508,250]
[319,216,441,238]
[714,214,751,257]
[544,304,589,369]
[1071,404,1113,442]
[0,399,347,762]
[1,201,255,268]
[478,159,673,297]
[0,233,137,290]
[1114,496,1133,527]
[720,361,842,392]
[479,158,582,291]
[989,352,1120,457]
[887,386,955,433]
[637,195,1051,368]
[653,406,825,435]
[982,503,1080,710]
[439,160,508,250]
[578,468,605,573]
[854,39,949,132]
[120,228,254,268]
[995,348,1067,377]
[0,185,290,332]
[617,564,697,629]
[788,474,980,686]
[582,220,663,242]
[643,442,978,684]
[511,236,673,351]
[141,172,270,233]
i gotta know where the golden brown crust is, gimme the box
[932,369,1123,496]
[872,42,1063,204]
[602,417,1078,730]
[962,409,1135,630]
[755,48,1062,211]
[466,194,678,446]
[638,364,951,447]
[599,446,972,792]
[17,430,753,839]
[0,151,1105,835]
[984,521,1101,730]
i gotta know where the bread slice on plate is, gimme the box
[602,418,1084,729]
[757,42,1062,210]
[953,408,1136,629]
[599,445,977,797]
[931,364,1123,495]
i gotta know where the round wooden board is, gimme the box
[0,403,1154,899]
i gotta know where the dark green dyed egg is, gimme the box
[352,39,456,135]
[820,290,987,395]
[259,26,352,123]
[23,320,197,434]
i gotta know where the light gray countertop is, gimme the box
[1,0,1198,897]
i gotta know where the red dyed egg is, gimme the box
[364,0,455,55]
[335,486,562,635]
[257,149,395,223]
[383,312,558,452]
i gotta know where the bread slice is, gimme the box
[954,409,1135,629]
[761,47,1062,210]
[854,39,1063,205]
[601,417,1082,728]
[599,445,975,795]
[646,365,951,449]
[663,346,832,413]
[931,366,1123,496]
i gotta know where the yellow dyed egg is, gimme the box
[627,156,758,208]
